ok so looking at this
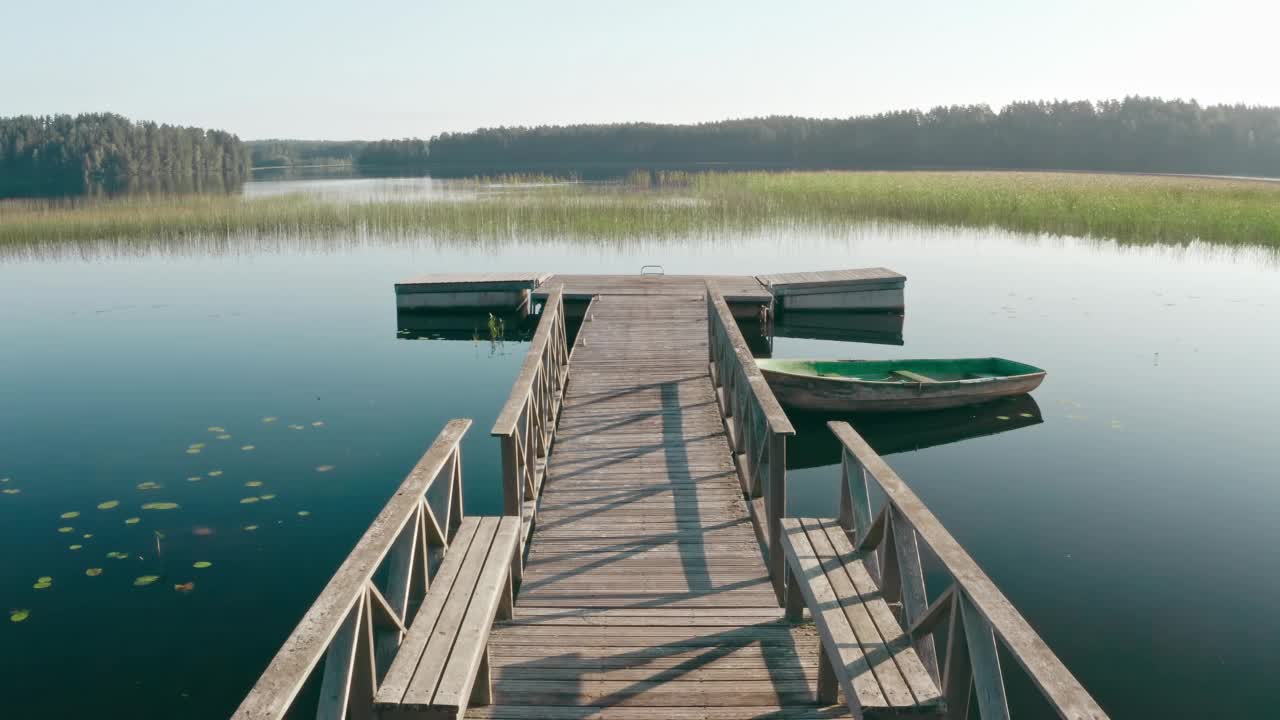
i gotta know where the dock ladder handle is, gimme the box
[640,264,665,276]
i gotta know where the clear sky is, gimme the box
[3,0,1274,140]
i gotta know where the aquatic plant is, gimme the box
[2,171,1279,249]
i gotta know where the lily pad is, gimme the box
[311,421,324,427]
[217,434,232,440]
[996,415,1011,421]
[37,576,52,583]
[315,465,335,473]
[69,544,83,550]
[187,476,202,482]
[288,424,304,430]
[135,482,163,491]
[239,497,260,504]
[106,551,129,559]
[207,426,226,433]
[142,502,180,511]
[60,511,80,519]
[262,416,278,423]
[188,443,206,450]
[259,494,276,501]
[9,609,29,623]
[98,500,121,509]
[297,510,311,517]
[57,526,74,533]
[185,448,202,455]
[133,575,160,587]
[85,568,102,577]
[125,517,140,525]
[33,581,51,590]
[244,481,263,488]
[207,470,223,478]
[1019,412,1034,418]
[82,533,93,539]
[174,581,195,593]
[241,445,255,451]
[2,488,21,494]
[193,561,212,569]
[243,525,259,531]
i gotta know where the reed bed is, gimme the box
[2,171,1278,249]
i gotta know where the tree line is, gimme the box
[248,139,369,168]
[0,113,251,197]
[424,97,1280,177]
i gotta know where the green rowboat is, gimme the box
[756,357,1046,413]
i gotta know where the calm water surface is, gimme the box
[1,177,1278,718]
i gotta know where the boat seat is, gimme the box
[891,370,937,384]
[374,516,521,719]
[781,517,944,717]
[966,372,998,379]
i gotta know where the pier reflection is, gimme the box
[774,309,905,346]
[786,394,1042,470]
[395,308,533,341]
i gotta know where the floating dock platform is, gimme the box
[395,268,907,318]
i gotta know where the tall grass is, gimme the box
[2,171,1278,250]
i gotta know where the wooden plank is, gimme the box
[431,518,523,712]
[827,421,1107,719]
[891,370,937,384]
[812,519,942,708]
[798,519,916,708]
[779,518,888,710]
[482,292,841,717]
[399,518,501,709]
[233,420,471,720]
[374,519,482,706]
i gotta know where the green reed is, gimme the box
[2,171,1278,249]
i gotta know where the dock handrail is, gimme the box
[828,421,1107,719]
[232,419,472,720]
[491,286,570,549]
[705,282,795,602]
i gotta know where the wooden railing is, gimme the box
[491,287,570,555]
[706,282,795,603]
[232,419,471,720]
[828,421,1108,719]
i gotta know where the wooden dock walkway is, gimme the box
[479,292,838,717]
[234,271,1107,720]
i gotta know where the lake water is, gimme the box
[2,176,1278,718]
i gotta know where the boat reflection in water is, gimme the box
[785,394,1043,470]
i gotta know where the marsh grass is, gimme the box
[2,171,1279,249]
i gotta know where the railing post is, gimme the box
[766,428,787,604]
[500,434,521,518]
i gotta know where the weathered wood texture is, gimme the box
[493,287,570,551]
[757,268,905,294]
[781,518,944,717]
[396,273,551,294]
[707,283,795,602]
[534,274,772,304]
[376,516,522,719]
[759,268,906,312]
[477,292,848,719]
[828,421,1108,720]
[232,420,472,720]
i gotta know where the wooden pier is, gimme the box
[234,270,1107,720]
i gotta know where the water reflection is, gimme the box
[396,309,533,342]
[786,395,1043,470]
[774,310,905,346]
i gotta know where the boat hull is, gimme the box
[760,365,1045,413]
